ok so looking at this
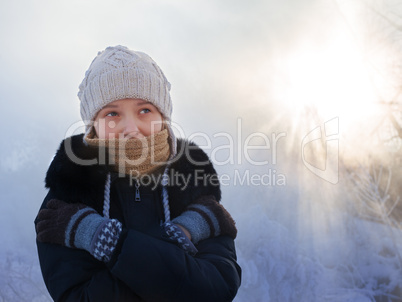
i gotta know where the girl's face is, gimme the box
[93,98,164,139]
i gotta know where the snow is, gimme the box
[229,183,402,302]
[0,252,50,302]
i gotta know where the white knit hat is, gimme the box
[78,45,176,155]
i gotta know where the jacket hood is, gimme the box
[45,134,221,217]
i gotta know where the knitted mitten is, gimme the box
[172,195,237,244]
[36,199,122,262]
[163,222,198,256]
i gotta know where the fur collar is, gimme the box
[45,134,221,217]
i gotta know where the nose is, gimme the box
[123,118,143,139]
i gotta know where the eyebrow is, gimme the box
[136,100,151,106]
[101,104,119,109]
[100,100,151,111]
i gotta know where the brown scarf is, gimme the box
[85,129,170,177]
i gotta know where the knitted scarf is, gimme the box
[85,129,170,177]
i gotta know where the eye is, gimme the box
[106,111,118,117]
[140,108,151,114]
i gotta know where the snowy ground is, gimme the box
[233,206,402,302]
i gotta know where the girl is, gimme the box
[35,45,241,301]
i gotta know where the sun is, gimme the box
[272,31,383,134]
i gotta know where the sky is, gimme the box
[1,0,386,167]
[1,0,402,301]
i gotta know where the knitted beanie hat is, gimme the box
[78,45,176,155]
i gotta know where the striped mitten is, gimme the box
[36,199,122,262]
[172,195,237,244]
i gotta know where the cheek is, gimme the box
[107,121,116,129]
[94,119,119,138]
[149,116,164,134]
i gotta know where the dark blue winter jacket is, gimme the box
[35,134,241,302]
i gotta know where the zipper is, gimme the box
[135,180,141,202]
